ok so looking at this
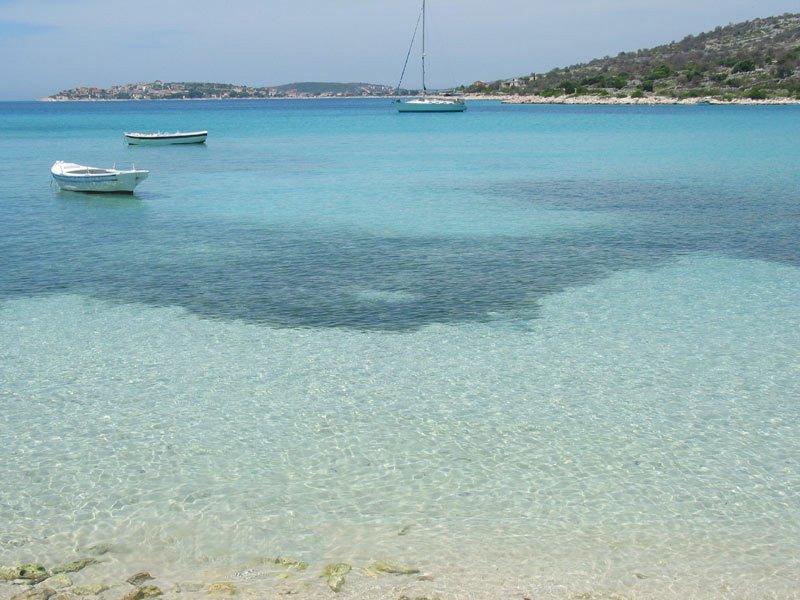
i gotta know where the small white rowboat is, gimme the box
[124,131,208,145]
[51,161,149,194]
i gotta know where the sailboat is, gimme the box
[395,0,466,113]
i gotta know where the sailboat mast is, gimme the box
[421,0,427,94]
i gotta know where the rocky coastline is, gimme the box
[39,94,800,105]
[465,93,800,105]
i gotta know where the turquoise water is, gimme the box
[1,100,799,598]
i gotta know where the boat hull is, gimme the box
[124,132,207,146]
[51,163,149,194]
[396,99,467,113]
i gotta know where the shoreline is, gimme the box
[464,93,800,105]
[38,94,800,105]
[38,96,406,102]
[2,549,792,600]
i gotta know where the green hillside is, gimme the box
[464,13,800,100]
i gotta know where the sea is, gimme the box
[1,99,799,599]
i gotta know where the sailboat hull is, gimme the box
[396,99,467,113]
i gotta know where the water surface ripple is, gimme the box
[1,100,799,598]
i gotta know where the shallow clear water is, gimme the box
[1,100,799,598]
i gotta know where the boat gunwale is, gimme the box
[396,97,466,104]
[51,162,148,178]
[123,131,208,140]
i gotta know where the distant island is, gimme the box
[45,81,412,101]
[464,13,800,103]
[46,13,799,104]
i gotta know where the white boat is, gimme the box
[51,161,149,194]
[396,97,466,112]
[124,131,207,145]
[395,0,466,113]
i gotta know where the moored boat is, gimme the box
[394,0,466,113]
[396,97,466,112]
[124,131,207,145]
[51,161,149,194]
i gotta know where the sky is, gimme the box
[0,0,798,99]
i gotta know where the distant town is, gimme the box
[46,81,411,101]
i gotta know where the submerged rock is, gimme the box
[369,561,420,575]
[207,582,237,595]
[571,594,616,600]
[120,586,162,600]
[10,587,55,600]
[43,574,72,590]
[570,594,628,600]
[51,558,99,574]
[84,544,113,556]
[323,563,351,593]
[266,557,308,571]
[1,565,49,583]
[72,584,109,596]
[125,572,153,586]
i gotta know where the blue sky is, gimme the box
[0,0,797,99]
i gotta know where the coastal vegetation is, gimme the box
[464,13,800,101]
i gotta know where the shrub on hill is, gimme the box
[732,59,757,73]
